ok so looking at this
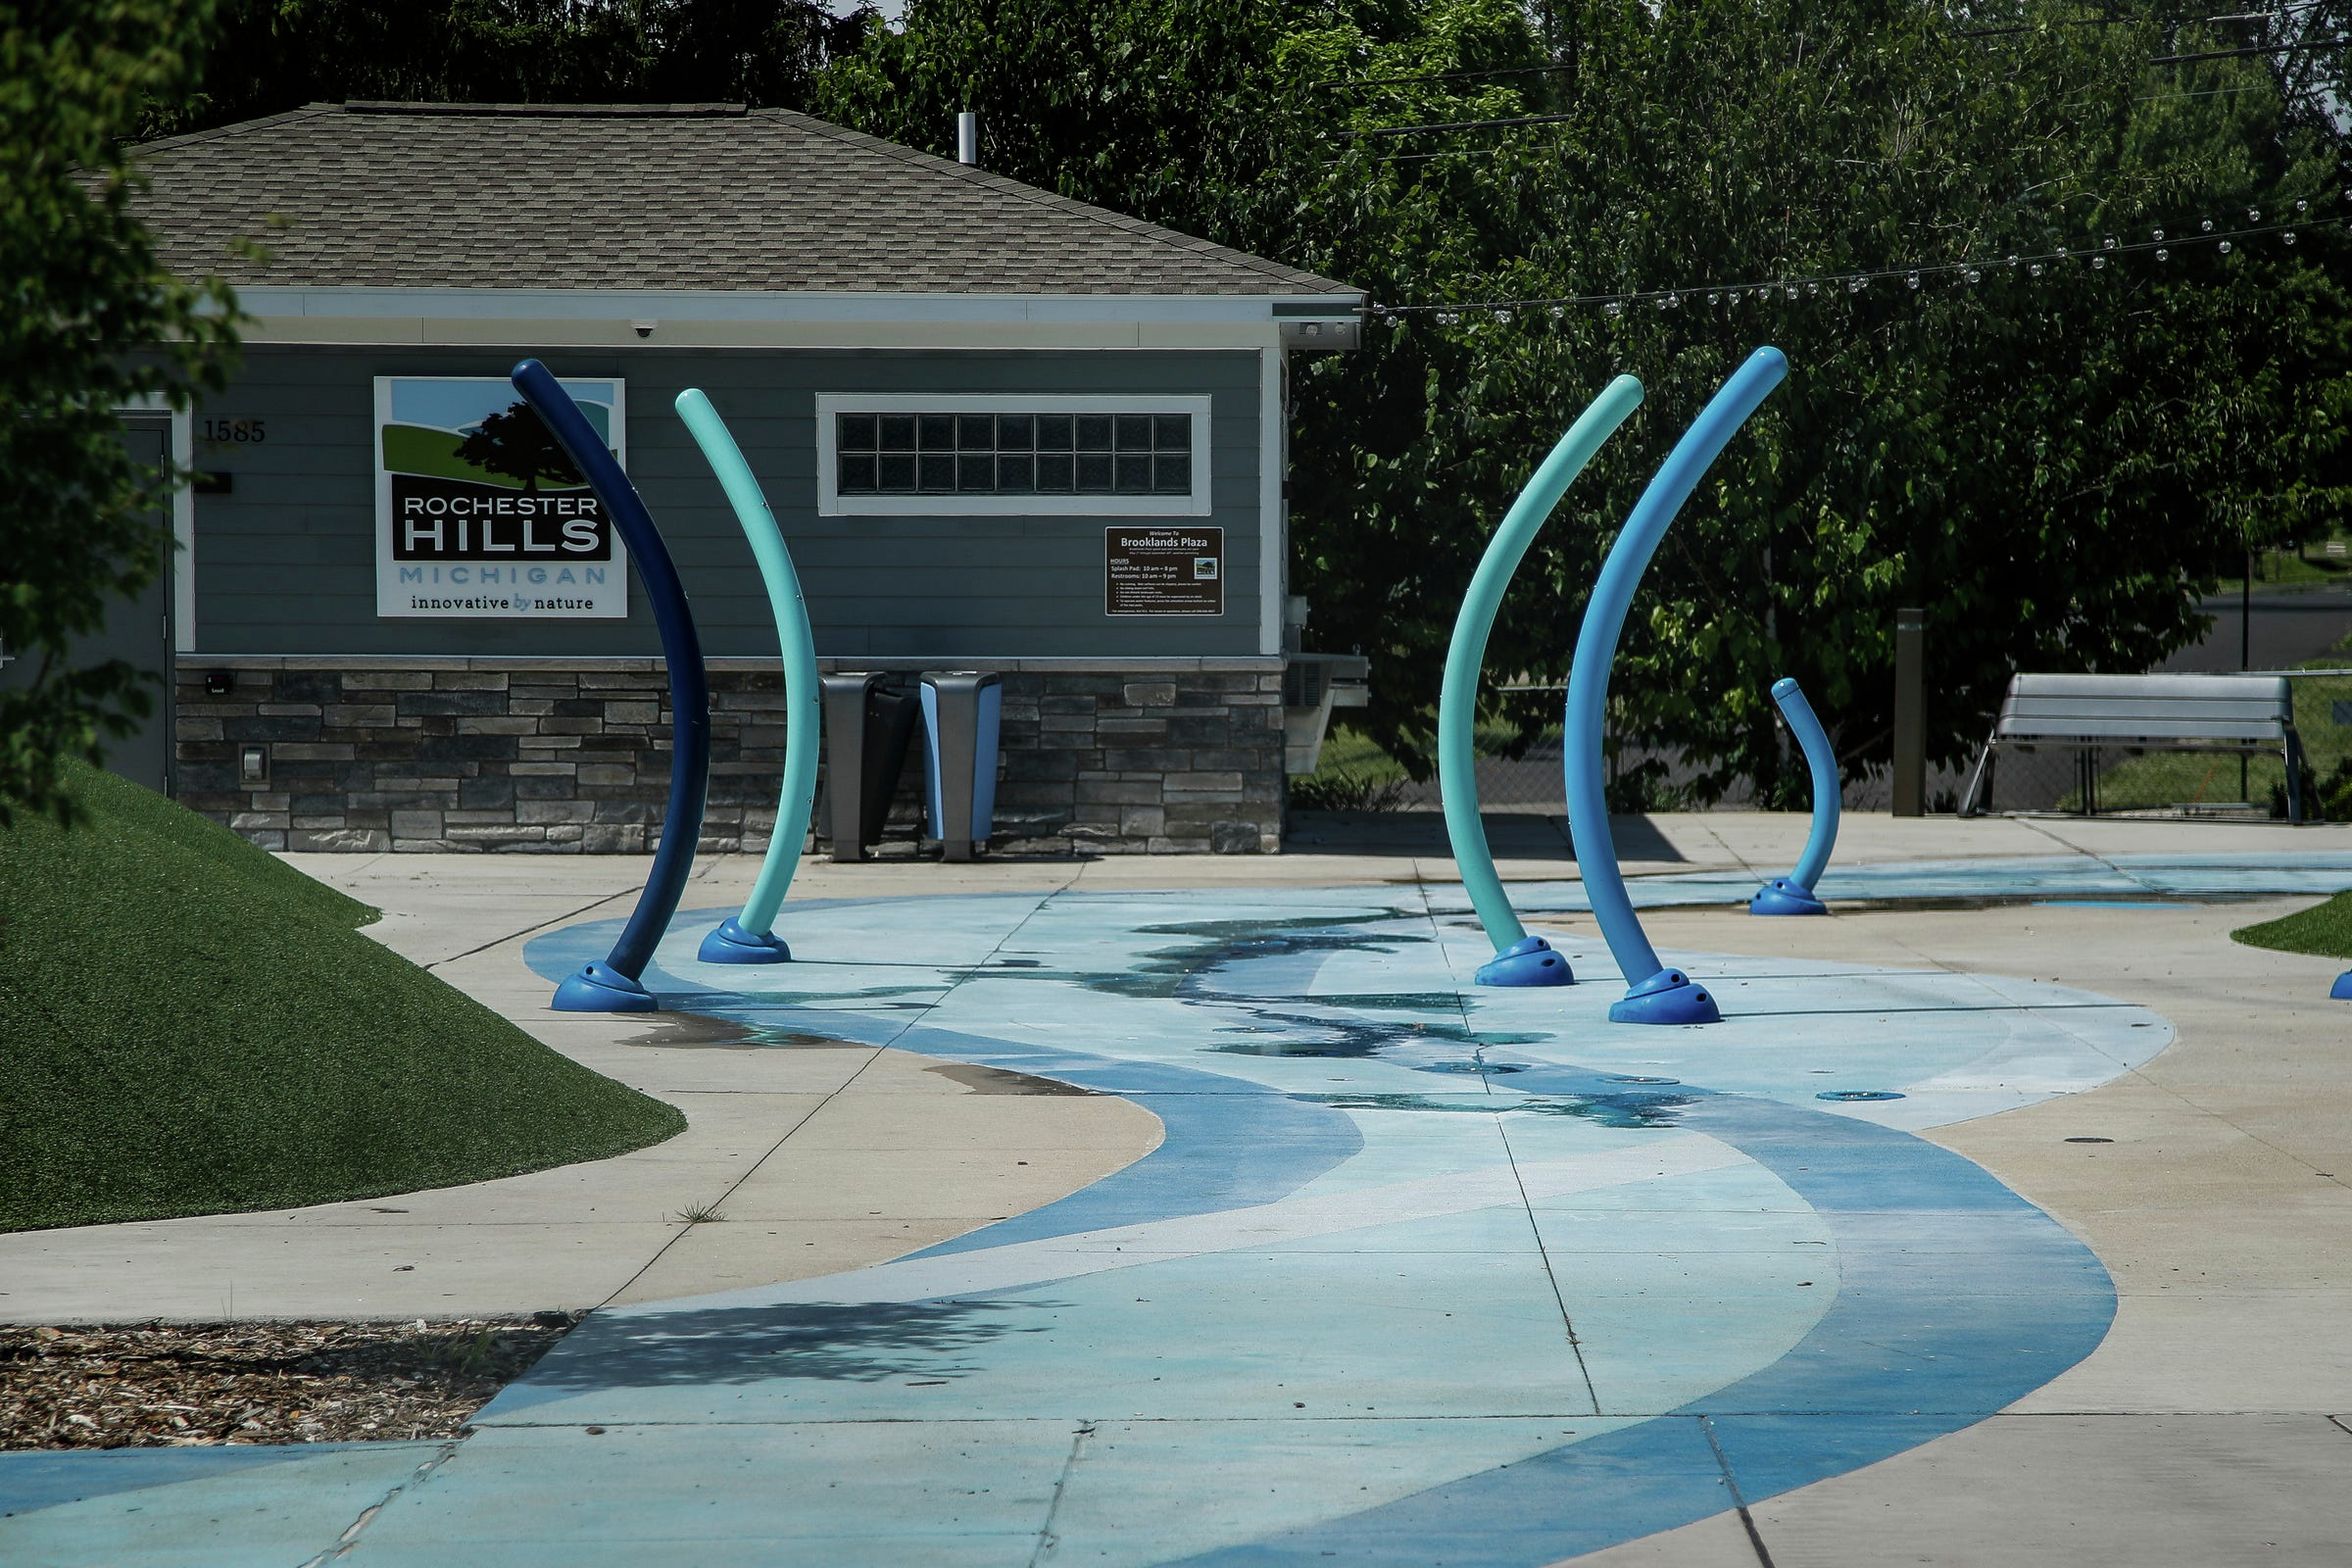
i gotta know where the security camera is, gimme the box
[631,321,656,338]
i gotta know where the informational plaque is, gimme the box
[1104,526,1224,616]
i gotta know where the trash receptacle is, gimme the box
[920,671,1003,862]
[819,672,921,861]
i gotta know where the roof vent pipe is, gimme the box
[956,111,978,167]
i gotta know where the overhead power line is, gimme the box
[1321,62,1577,89]
[1954,7,2318,37]
[2152,37,2352,62]
[1368,204,2336,323]
[1334,110,1582,140]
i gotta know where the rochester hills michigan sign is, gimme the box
[373,376,630,619]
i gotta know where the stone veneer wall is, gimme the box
[172,658,1287,856]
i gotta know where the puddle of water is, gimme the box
[1086,922,1429,1001]
[1294,1091,1693,1130]
[924,1062,1097,1098]
[621,1015,863,1052]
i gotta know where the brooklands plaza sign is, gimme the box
[372,376,630,618]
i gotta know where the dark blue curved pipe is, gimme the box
[512,359,710,1012]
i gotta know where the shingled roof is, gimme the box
[130,101,1359,299]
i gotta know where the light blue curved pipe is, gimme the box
[1441,375,1643,988]
[674,389,819,964]
[1751,676,1839,915]
[1565,346,1789,1023]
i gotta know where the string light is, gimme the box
[1370,206,2335,323]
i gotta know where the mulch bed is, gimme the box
[0,1316,578,1449]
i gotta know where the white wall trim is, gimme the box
[170,406,194,654]
[189,653,1287,673]
[1257,347,1283,657]
[814,393,1213,518]
[117,396,196,654]
[232,286,1365,327]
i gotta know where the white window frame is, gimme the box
[816,393,1213,517]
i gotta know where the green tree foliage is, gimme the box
[160,0,873,136]
[1,0,242,823]
[819,0,1306,234]
[456,401,580,492]
[823,0,2352,800]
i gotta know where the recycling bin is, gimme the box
[819,672,921,861]
[919,671,1004,862]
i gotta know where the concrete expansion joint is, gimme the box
[299,1438,463,1567]
[1029,1418,1100,1568]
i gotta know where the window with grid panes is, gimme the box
[833,411,1195,498]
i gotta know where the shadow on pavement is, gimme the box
[1284,808,1685,863]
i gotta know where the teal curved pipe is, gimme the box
[1565,346,1788,1021]
[1776,677,1839,891]
[1440,375,1643,955]
[676,388,818,955]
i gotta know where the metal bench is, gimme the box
[1960,672,2305,821]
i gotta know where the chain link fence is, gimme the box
[1964,669,2352,819]
[1293,673,2352,820]
[1292,686,1923,816]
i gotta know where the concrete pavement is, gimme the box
[5,811,2352,1563]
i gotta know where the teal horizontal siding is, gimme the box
[191,344,1265,659]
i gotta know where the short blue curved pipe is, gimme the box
[512,359,710,1012]
[1564,346,1788,1024]
[1440,375,1644,988]
[673,389,818,964]
[1751,675,1839,915]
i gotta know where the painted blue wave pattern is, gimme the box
[17,857,2320,1564]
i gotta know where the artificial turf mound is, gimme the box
[0,764,684,1232]
[2232,890,2352,961]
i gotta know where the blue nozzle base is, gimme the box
[1607,967,1722,1025]
[2331,970,2352,1001]
[1474,935,1574,987]
[698,917,793,964]
[552,962,658,1013]
[1749,877,1829,916]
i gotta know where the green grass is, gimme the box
[1289,721,1562,811]
[0,763,684,1232]
[2213,542,2352,594]
[1290,726,1413,810]
[2069,668,2352,816]
[2232,891,2352,960]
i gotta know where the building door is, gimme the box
[0,420,174,794]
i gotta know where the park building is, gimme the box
[113,99,1367,855]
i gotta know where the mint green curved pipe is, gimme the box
[676,388,817,946]
[1439,374,1644,952]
